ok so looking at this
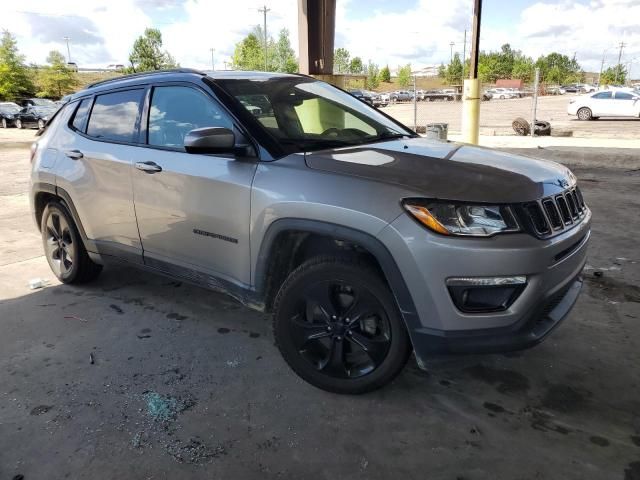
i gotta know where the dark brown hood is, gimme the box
[304,137,576,203]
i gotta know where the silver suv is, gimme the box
[30,69,591,394]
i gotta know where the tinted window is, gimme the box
[592,92,612,99]
[615,92,634,100]
[87,89,144,142]
[71,98,92,132]
[148,86,232,148]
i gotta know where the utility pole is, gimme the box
[449,41,455,64]
[258,5,271,71]
[598,49,608,86]
[462,0,483,145]
[210,48,215,71]
[63,36,71,63]
[615,41,626,84]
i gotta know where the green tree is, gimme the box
[365,61,380,89]
[36,51,77,99]
[396,64,412,87]
[600,64,627,85]
[445,53,463,84]
[334,47,350,74]
[127,28,177,73]
[233,32,264,71]
[349,56,364,74]
[0,30,34,101]
[437,63,446,78]
[511,56,535,82]
[274,29,297,73]
[536,52,583,84]
[380,65,391,82]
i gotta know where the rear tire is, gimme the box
[16,119,23,129]
[577,107,592,121]
[38,119,45,129]
[1,118,6,129]
[41,201,102,284]
[273,257,411,394]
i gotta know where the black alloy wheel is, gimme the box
[273,257,411,394]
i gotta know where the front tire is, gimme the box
[1,118,6,129]
[273,257,412,394]
[577,107,592,121]
[38,119,45,129]
[41,201,102,284]
[16,119,23,129]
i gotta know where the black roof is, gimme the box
[71,68,305,101]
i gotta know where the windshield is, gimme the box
[216,77,414,155]
[32,106,56,115]
[30,98,55,106]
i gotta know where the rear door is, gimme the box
[54,89,145,261]
[131,83,257,287]
[612,91,640,117]
[589,91,614,116]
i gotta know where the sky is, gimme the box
[2,0,639,78]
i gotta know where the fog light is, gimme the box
[446,276,526,313]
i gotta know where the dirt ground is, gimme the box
[1,143,639,480]
[384,94,640,138]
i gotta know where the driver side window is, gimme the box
[148,86,233,148]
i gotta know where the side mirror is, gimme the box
[184,127,235,154]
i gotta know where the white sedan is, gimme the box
[568,90,640,120]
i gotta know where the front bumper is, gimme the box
[378,208,591,357]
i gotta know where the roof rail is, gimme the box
[87,68,205,89]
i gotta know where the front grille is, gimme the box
[521,186,588,238]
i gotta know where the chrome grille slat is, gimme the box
[521,187,588,238]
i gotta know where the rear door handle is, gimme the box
[65,149,84,160]
[135,161,162,174]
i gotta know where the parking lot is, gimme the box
[1,133,640,478]
[384,94,640,138]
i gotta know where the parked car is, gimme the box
[423,89,456,102]
[31,69,591,394]
[66,62,78,72]
[560,84,585,94]
[485,88,518,99]
[19,98,56,108]
[390,90,412,102]
[15,105,56,129]
[0,102,21,128]
[348,89,374,105]
[370,92,389,108]
[568,89,640,120]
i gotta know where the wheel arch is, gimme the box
[254,219,420,332]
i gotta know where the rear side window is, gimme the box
[592,92,612,99]
[71,98,92,132]
[87,89,144,143]
[615,92,633,100]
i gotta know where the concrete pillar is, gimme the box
[298,0,336,75]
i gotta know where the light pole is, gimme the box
[258,5,271,71]
[210,48,215,71]
[449,42,455,64]
[63,36,71,63]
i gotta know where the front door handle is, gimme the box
[65,149,84,160]
[135,161,162,174]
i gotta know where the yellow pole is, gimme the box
[462,79,480,144]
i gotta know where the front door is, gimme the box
[132,84,257,287]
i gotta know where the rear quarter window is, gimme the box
[86,89,145,143]
[70,98,93,132]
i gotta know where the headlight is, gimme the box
[403,201,520,237]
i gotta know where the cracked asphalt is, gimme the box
[0,143,639,480]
